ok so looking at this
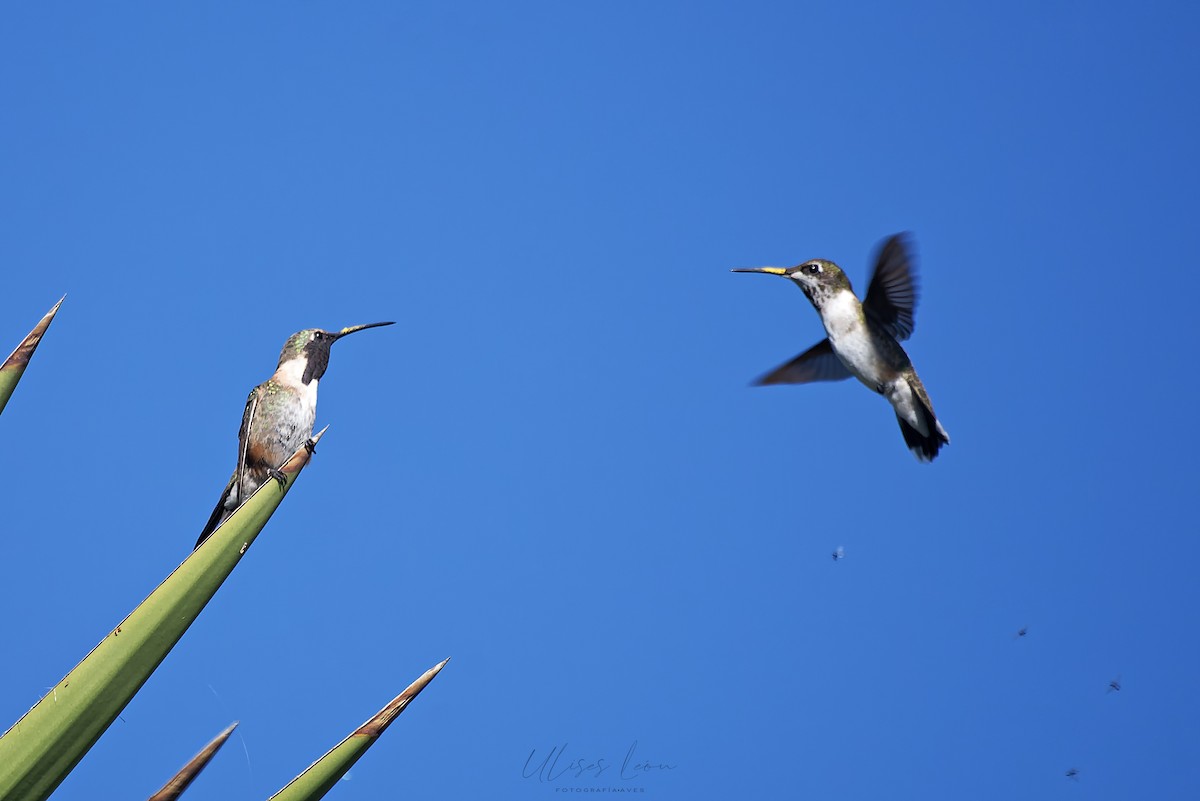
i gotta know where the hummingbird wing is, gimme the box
[195,387,262,549]
[233,387,261,493]
[863,233,918,341]
[753,338,853,385]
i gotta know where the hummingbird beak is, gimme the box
[331,321,396,341]
[730,267,788,276]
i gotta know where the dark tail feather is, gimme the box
[194,484,233,549]
[897,402,950,462]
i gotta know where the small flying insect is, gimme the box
[832,546,845,561]
[1108,675,1122,693]
[1065,768,1079,781]
[1014,626,1028,639]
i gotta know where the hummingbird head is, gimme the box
[731,260,852,306]
[277,322,395,384]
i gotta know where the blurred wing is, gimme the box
[863,233,918,341]
[753,339,852,385]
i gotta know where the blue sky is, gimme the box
[2,2,1198,799]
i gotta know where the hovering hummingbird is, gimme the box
[732,233,950,461]
[194,322,394,549]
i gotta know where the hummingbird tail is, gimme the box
[897,405,950,462]
[194,481,236,549]
[195,506,225,549]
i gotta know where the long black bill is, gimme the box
[730,267,789,275]
[331,321,395,341]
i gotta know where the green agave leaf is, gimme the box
[269,658,450,801]
[0,296,65,416]
[146,721,239,801]
[0,428,327,801]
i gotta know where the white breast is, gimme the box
[274,358,320,434]
[821,291,862,339]
[821,292,883,387]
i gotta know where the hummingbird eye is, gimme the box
[805,262,823,274]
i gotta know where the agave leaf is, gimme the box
[0,428,327,801]
[0,296,65,416]
[147,721,239,801]
[269,658,449,801]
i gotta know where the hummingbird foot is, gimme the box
[304,438,317,454]
[268,467,287,490]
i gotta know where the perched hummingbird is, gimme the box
[194,322,394,548]
[733,233,949,461]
